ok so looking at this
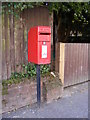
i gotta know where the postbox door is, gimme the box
[38,40,51,64]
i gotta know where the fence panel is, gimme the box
[56,43,88,87]
[2,6,51,80]
[64,43,88,87]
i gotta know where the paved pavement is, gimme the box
[3,82,88,118]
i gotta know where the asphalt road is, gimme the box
[3,82,88,118]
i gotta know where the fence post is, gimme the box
[59,43,65,85]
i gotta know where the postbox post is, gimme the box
[36,64,41,107]
[28,26,51,107]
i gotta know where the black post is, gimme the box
[36,64,41,107]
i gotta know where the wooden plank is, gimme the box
[49,12,53,70]
[83,44,88,81]
[59,43,65,85]
[2,12,5,80]
[77,44,82,83]
[68,44,72,86]
[15,19,22,72]
[55,42,60,72]
[9,5,15,73]
[69,43,74,86]
[81,44,85,82]
[20,13,25,65]
[64,43,71,86]
[7,16,11,79]
[49,12,53,46]
[82,44,86,81]
[2,8,8,80]
[4,7,11,79]
[75,43,79,84]
[4,7,8,79]
[85,44,88,80]
[71,43,76,85]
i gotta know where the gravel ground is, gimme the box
[2,82,88,118]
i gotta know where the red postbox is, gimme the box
[28,26,51,64]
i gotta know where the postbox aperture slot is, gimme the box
[39,33,50,35]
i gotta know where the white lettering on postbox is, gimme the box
[42,45,47,58]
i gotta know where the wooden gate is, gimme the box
[55,43,88,87]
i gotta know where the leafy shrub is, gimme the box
[2,63,51,89]
[11,63,50,79]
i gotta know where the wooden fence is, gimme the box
[2,6,53,80]
[55,43,88,87]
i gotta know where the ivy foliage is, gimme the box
[2,2,44,18]
[2,2,44,11]
[2,2,90,39]
[2,63,50,89]
[10,63,50,79]
[2,2,90,24]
